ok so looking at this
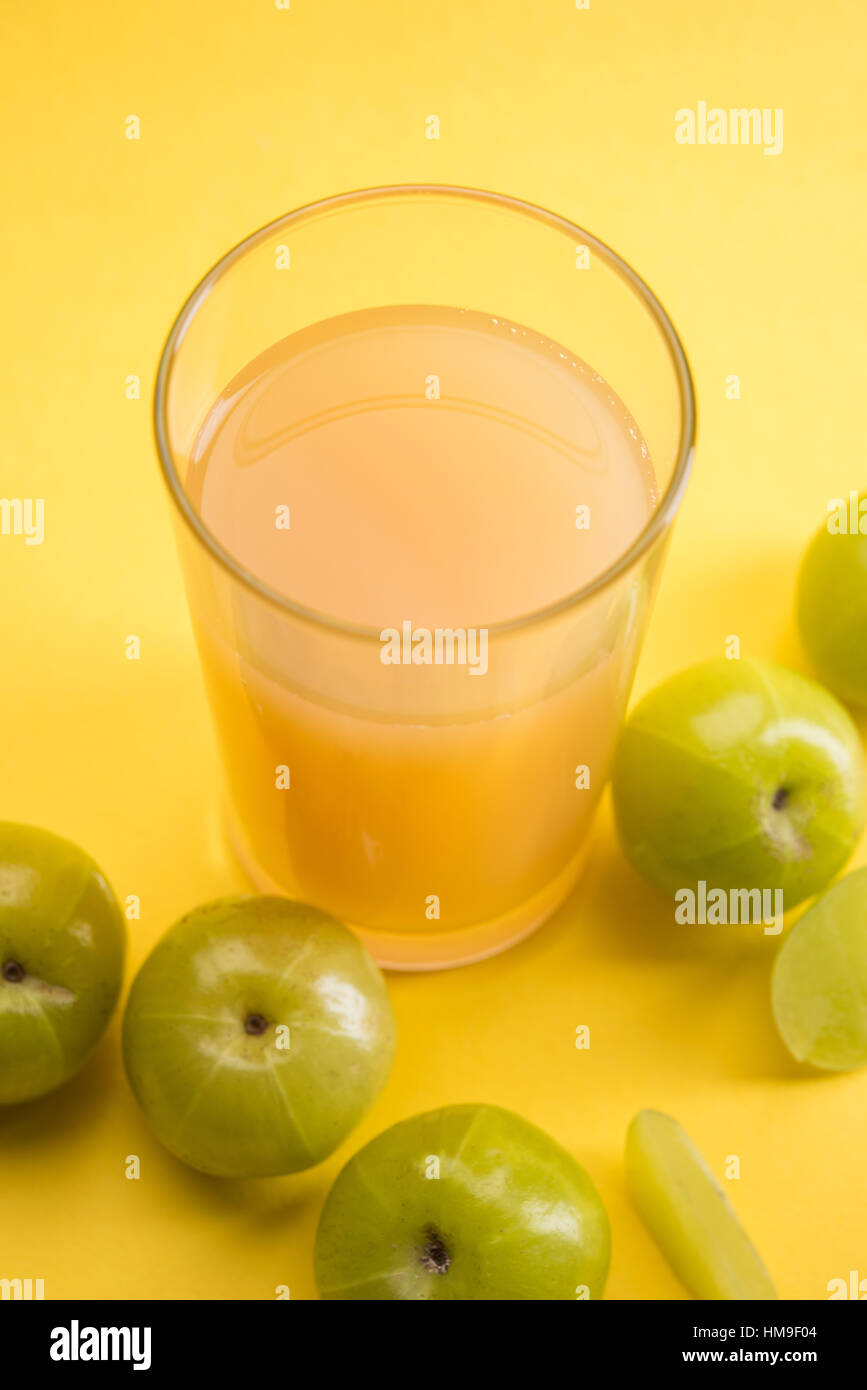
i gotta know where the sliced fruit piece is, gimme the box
[771,867,867,1070]
[625,1109,777,1300]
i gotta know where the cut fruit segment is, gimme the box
[625,1109,777,1300]
[771,867,867,1071]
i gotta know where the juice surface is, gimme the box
[191,305,655,627]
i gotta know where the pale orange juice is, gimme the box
[184,304,655,967]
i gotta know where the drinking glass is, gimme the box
[154,185,695,969]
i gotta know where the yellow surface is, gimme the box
[1,0,865,1300]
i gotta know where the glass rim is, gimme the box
[153,182,696,640]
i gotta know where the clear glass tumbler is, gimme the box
[154,185,695,970]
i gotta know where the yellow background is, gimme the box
[2,0,865,1300]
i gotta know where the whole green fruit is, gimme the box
[122,896,396,1178]
[612,659,865,910]
[797,494,867,707]
[315,1103,610,1300]
[0,822,125,1104]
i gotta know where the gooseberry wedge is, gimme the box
[772,867,867,1070]
[625,1109,777,1300]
